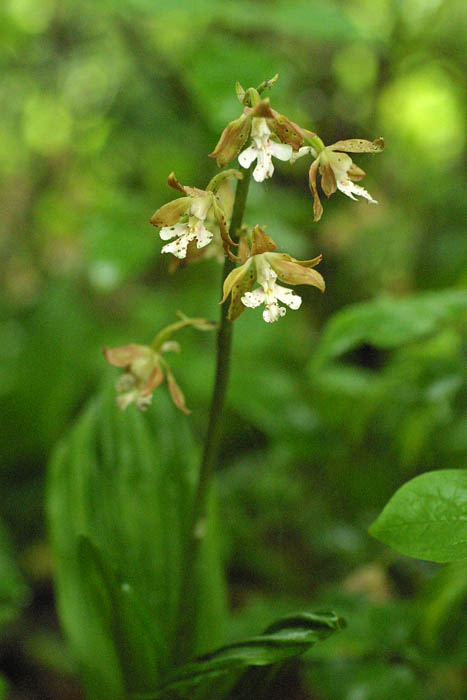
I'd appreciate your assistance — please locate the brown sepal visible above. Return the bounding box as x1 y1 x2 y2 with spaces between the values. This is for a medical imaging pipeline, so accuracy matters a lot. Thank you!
140 361 164 397
329 138 385 154
308 158 323 222
347 163 366 182
167 172 187 193
150 197 190 227
227 262 256 321
209 114 251 168
269 110 304 151
251 226 278 255
269 258 325 292
103 344 147 368
320 161 337 198
166 367 191 414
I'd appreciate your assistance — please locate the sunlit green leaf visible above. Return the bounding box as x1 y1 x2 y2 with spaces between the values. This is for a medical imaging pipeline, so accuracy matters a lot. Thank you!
369 470 467 562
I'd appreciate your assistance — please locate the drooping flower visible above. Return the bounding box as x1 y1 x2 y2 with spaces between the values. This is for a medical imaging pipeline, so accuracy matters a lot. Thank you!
103 314 216 412
238 117 293 182
292 137 385 221
221 226 324 323
150 171 241 260
209 81 304 175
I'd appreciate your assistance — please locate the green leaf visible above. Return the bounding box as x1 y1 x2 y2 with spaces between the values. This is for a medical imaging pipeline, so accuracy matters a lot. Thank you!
0 521 29 627
313 290 467 368
131 612 345 700
47 377 227 699
369 470 467 562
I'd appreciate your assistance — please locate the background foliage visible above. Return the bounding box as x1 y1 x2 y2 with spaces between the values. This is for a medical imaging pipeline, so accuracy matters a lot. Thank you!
0 0 465 698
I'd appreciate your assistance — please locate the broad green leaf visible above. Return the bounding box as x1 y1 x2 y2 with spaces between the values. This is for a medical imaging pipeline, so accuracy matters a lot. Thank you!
48 378 227 699
312 290 467 368
0 521 29 627
369 470 467 562
131 612 344 700
0 675 8 699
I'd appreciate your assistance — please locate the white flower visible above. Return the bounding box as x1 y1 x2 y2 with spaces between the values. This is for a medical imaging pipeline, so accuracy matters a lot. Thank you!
160 217 213 259
159 194 214 259
324 151 377 203
238 117 292 183
290 137 384 221
241 259 301 323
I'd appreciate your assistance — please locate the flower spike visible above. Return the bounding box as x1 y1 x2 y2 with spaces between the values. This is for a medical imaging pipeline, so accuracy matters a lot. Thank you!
221 227 324 323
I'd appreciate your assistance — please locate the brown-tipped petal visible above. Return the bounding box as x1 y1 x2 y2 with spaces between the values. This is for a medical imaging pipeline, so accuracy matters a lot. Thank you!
268 111 304 151
167 172 187 193
220 261 252 304
270 259 325 292
140 361 164 397
309 158 323 222
228 262 256 321
150 197 190 227
209 114 251 168
321 161 337 197
103 344 147 368
251 226 278 255
293 253 323 268
347 163 366 182
166 368 191 414
328 138 385 153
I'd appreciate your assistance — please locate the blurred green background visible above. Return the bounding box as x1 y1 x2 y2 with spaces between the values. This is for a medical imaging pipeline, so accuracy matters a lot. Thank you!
0 0 466 698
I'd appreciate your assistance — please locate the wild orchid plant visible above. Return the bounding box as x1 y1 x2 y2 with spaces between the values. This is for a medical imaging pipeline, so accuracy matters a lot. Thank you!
76 75 385 698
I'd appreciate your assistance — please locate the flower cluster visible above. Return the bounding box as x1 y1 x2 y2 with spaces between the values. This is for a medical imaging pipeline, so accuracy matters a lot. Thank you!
150 171 241 260
221 226 324 323
104 314 216 412
106 76 384 410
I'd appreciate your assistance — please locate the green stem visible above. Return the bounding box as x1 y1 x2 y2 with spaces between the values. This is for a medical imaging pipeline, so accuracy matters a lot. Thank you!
174 167 252 663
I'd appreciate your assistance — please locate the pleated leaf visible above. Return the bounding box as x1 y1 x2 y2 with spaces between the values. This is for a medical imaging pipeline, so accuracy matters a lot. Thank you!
47 378 227 699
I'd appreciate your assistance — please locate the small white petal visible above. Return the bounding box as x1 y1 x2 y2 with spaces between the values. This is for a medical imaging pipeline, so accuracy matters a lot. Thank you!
274 285 302 310
336 178 377 204
263 303 286 323
269 141 293 162
116 390 138 410
159 223 188 241
241 288 265 308
290 145 317 163
194 222 213 249
253 149 274 182
161 232 196 258
135 393 153 411
238 145 258 169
